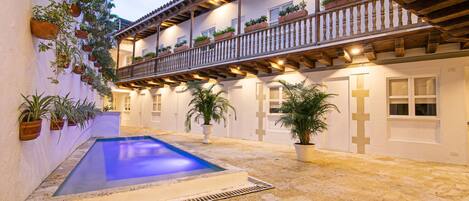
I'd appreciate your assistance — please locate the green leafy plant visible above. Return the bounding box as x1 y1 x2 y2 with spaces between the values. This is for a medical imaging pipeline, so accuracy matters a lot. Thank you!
194 35 210 43
50 94 73 122
19 92 54 123
32 0 73 30
275 80 339 145
279 1 307 16
175 40 187 48
213 27 235 37
321 0 337 6
144 52 156 59
133 56 143 63
184 82 236 132
245 16 267 27
158 46 172 53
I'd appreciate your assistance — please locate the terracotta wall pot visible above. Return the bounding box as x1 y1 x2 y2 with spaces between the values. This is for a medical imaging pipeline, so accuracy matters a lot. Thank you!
68 120 77 126
194 39 211 48
279 10 308 24
30 19 59 40
73 65 85 74
174 45 189 53
202 124 213 144
214 31 234 42
87 78 93 85
70 3 81 17
244 21 268 33
75 30 88 39
94 62 101 68
324 0 351 10
19 120 42 141
294 143 315 162
82 45 93 52
158 50 172 57
89 54 96 62
50 119 65 130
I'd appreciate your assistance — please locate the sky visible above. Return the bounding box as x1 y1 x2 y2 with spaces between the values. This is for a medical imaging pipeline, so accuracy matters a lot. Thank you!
112 0 170 21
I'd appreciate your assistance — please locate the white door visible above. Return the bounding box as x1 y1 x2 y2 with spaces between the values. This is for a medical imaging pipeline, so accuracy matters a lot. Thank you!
228 87 247 139
319 77 350 152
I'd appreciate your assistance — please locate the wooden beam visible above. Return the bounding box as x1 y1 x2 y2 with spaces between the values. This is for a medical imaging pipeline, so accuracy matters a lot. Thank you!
251 62 273 73
436 16 469 31
363 44 377 61
239 65 259 75
336 49 352 63
404 0 465 15
229 67 247 76
426 30 440 53
316 52 332 66
284 59 300 70
268 62 285 72
461 42 469 49
116 40 121 68
395 38 405 57
197 72 218 79
426 1 469 23
299 56 316 69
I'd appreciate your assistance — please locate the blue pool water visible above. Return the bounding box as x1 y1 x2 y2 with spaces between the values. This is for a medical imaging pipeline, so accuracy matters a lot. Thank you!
54 136 224 196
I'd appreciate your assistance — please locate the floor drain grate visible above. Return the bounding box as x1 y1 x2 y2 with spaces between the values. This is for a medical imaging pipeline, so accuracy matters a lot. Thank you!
183 177 274 201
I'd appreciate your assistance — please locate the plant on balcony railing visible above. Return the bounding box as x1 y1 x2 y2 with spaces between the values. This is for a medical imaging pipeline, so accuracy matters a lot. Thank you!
321 0 353 10
133 56 143 63
143 52 156 60
174 40 189 52
279 0 308 24
194 35 211 48
158 46 172 57
213 27 235 42
244 16 268 33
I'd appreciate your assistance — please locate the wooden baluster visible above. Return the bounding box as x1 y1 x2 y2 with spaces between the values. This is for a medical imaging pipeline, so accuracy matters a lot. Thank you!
329 13 333 39
256 32 259 54
259 31 263 54
390 0 394 28
380 0 385 30
293 22 297 47
273 27 276 51
372 1 377 31
309 17 314 44
397 3 402 26
335 11 339 38
365 2 370 33
342 8 347 37
406 9 412 25
315 14 320 44
303 18 307 45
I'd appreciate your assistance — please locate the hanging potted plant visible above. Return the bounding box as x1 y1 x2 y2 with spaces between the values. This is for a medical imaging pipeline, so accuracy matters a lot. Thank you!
214 27 235 42
94 62 101 68
72 64 85 74
244 16 268 33
84 12 96 23
75 24 89 39
50 94 72 131
30 0 69 40
275 80 339 162
88 53 97 61
69 2 81 17
158 46 172 57
82 44 93 52
279 1 308 24
194 35 211 48
174 40 189 52
185 82 236 144
18 93 54 141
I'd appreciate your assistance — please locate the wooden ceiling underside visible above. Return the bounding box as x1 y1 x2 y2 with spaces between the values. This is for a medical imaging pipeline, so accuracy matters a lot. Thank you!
116 28 467 90
116 0 233 41
394 0 469 42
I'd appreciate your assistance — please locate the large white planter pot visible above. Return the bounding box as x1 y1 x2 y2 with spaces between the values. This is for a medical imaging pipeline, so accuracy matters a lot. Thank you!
202 124 213 144
294 143 315 162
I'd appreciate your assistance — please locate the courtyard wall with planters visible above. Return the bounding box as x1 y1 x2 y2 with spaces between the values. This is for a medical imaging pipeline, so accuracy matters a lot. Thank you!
0 0 116 200
116 44 469 165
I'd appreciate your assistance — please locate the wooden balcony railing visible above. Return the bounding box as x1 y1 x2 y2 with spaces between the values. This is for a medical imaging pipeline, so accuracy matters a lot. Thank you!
117 0 427 81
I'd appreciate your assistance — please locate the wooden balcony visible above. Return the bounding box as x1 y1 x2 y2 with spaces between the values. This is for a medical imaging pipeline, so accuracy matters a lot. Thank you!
116 0 433 87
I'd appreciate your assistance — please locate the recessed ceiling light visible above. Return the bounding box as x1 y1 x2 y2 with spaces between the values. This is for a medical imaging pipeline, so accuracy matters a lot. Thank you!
350 47 362 55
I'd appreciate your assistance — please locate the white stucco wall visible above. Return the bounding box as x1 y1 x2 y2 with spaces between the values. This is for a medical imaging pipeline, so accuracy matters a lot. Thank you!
0 0 101 200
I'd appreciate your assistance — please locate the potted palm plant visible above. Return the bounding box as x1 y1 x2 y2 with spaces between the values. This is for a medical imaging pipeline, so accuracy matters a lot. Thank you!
185 83 236 144
50 94 72 130
18 92 54 141
275 80 339 162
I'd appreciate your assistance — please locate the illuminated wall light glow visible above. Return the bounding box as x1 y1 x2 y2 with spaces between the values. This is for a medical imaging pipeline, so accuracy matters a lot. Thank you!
350 47 362 55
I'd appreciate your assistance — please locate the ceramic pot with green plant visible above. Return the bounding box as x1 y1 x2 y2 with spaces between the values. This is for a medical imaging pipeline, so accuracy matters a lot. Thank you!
185 82 236 144
30 0 70 40
18 92 54 141
275 80 339 162
214 27 235 42
50 94 72 130
194 35 211 48
75 24 89 39
82 44 93 52
89 54 96 62
73 64 85 74
143 52 156 60
70 3 81 17
244 16 268 33
158 46 172 57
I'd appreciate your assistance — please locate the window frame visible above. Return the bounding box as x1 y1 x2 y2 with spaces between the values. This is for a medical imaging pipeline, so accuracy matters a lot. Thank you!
124 96 131 112
152 93 162 113
268 86 288 114
201 27 216 39
177 36 187 44
386 75 439 119
269 1 293 24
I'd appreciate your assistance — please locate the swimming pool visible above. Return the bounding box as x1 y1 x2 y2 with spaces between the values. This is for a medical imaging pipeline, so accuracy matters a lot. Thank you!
54 136 224 196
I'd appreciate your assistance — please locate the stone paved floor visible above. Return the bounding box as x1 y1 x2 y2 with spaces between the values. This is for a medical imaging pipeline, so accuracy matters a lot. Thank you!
122 127 469 201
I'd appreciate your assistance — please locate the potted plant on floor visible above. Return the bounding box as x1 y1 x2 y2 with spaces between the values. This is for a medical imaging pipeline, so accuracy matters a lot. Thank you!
185 82 236 144
279 0 308 24
275 80 339 162
214 27 235 42
194 35 211 48
50 94 72 131
174 40 189 52
18 92 54 141
158 46 172 57
244 16 268 33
